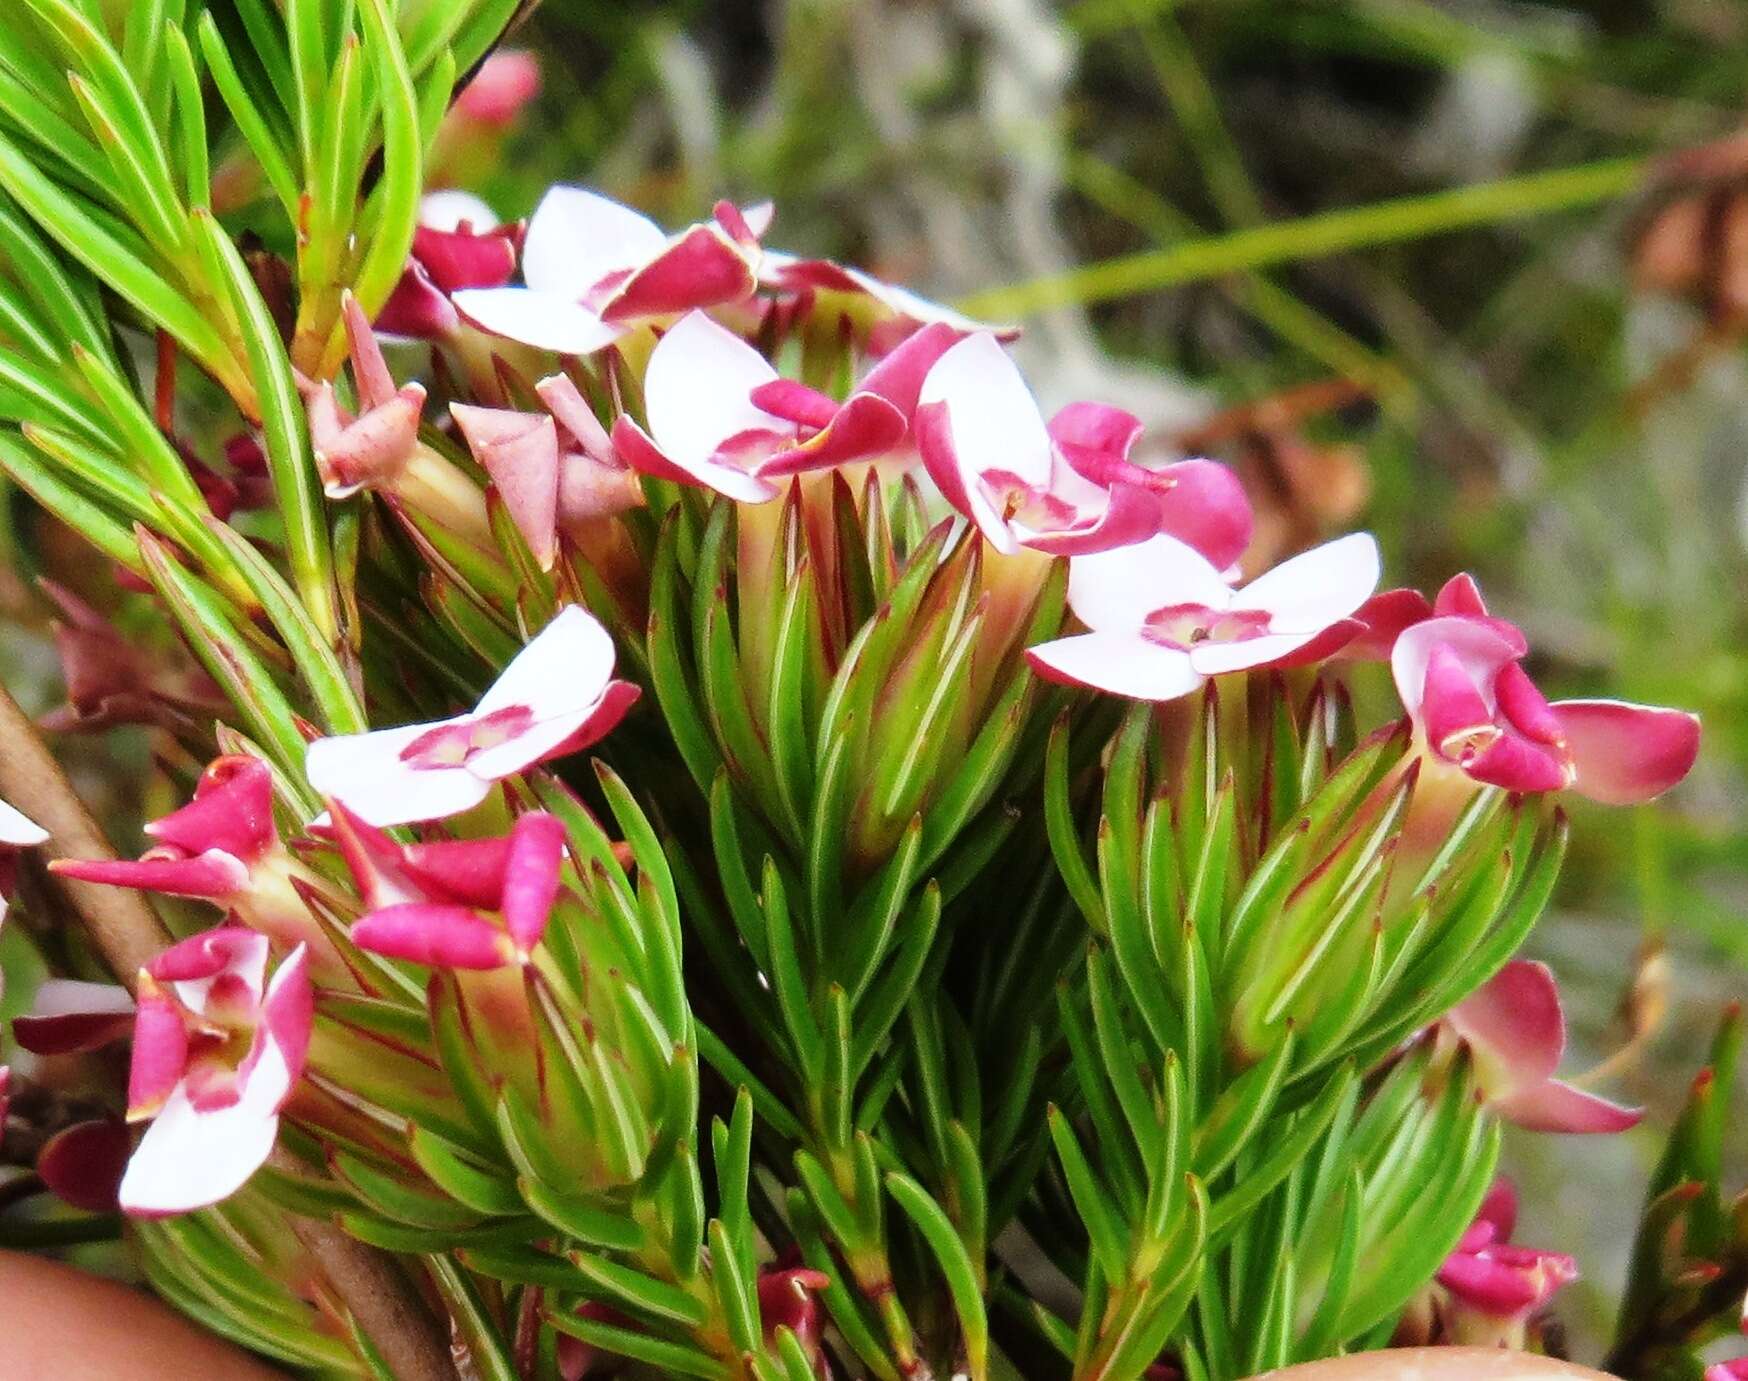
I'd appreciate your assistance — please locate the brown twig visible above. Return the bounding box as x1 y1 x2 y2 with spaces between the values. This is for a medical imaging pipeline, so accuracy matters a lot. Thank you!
0 679 456 1379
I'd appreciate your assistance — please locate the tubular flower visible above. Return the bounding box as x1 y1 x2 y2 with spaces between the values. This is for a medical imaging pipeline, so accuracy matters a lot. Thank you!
1432 1180 1579 1349
1026 531 1381 701
119 930 311 1216
305 295 428 498
49 756 332 966
610 311 955 501
453 187 766 355
306 605 639 827
451 373 644 570
1391 576 1701 803
348 811 568 970
1440 960 1641 1133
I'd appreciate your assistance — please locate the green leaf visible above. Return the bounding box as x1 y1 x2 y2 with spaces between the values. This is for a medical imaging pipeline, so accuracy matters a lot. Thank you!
1046 1104 1128 1284
569 1250 710 1329
545 1310 731 1381
190 207 337 642
886 1172 989 1381
195 14 299 217
351 0 421 321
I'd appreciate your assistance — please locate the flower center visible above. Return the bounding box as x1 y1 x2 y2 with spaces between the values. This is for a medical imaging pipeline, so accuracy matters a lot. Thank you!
401 704 535 770
1143 603 1271 651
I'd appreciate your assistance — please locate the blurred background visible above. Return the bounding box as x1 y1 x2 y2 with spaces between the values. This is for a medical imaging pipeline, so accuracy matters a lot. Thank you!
7 0 1748 1358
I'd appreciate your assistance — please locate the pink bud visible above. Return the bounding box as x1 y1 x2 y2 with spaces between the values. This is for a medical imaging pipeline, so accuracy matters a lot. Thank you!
351 903 514 970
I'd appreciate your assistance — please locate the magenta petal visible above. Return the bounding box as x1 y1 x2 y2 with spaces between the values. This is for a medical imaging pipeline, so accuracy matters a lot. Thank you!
351 903 513 970
1446 960 1565 1097
1436 1250 1544 1316
376 260 460 339
1552 699 1701 806
536 375 618 465
912 399 976 519
597 223 757 321
261 945 312 1091
857 321 966 418
145 755 275 862
401 835 514 909
1435 573 1490 617
1705 1361 1748 1381
611 416 779 503
126 981 188 1120
502 812 566 956
1152 459 1253 571
1421 643 1495 754
1461 731 1571 794
1475 1178 1518 1240
146 928 268 985
411 223 518 293
1266 618 1364 669
754 392 908 477
1337 588 1434 661
1047 401 1145 460
51 850 249 900
1495 662 1565 747
750 379 840 430
539 680 643 761
1021 481 1163 557
1494 1078 1643 1134
37 1118 130 1213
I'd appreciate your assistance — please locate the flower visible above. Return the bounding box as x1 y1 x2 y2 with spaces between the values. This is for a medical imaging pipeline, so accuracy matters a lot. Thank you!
377 195 520 341
11 978 135 1056
1441 960 1641 1134
305 605 639 827
1707 1361 1748 1381
451 374 644 570
1391 576 1701 803
756 1265 832 1372
759 251 1008 346
1432 1179 1579 1349
305 295 427 498
119 929 311 1216
453 50 541 128
610 311 956 502
915 334 1253 562
348 811 567 970
453 187 766 355
50 756 330 966
1025 532 1381 701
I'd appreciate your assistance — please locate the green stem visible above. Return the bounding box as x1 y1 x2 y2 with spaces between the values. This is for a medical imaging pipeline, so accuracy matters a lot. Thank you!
959 156 1647 319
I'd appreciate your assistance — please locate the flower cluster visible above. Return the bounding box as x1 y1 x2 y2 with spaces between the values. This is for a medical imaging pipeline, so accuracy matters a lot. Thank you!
0 170 1714 1381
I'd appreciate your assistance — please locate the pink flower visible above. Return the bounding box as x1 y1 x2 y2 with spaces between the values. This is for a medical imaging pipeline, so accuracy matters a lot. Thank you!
50 757 326 962
760 251 1008 345
453 51 541 128
305 606 638 826
1707 1361 1748 1380
306 295 427 498
1026 531 1380 701
757 1266 832 1373
1392 576 1700 803
347 811 567 970
1434 1180 1578 1348
610 311 955 502
119 930 311 1216
1442 960 1641 1134
453 187 766 355
451 374 644 570
915 334 1253 562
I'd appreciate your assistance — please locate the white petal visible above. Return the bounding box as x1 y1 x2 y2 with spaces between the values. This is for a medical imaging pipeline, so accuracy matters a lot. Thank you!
453 287 625 355
1028 632 1204 701
32 978 134 1017
305 721 491 827
917 334 1051 489
420 189 499 231
644 311 786 470
844 267 996 333
476 605 617 721
0 797 47 846
1067 534 1230 634
1231 532 1379 633
1189 631 1321 676
118 1054 286 1216
522 186 666 299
